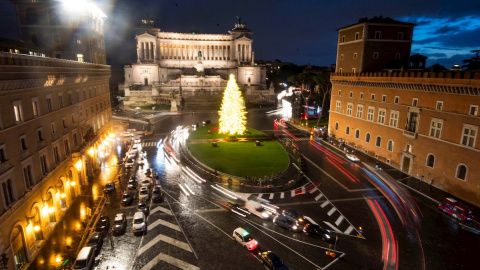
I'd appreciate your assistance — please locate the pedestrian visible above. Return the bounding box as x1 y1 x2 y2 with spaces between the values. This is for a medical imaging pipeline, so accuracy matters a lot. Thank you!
429 179 434 185
421 176 424 182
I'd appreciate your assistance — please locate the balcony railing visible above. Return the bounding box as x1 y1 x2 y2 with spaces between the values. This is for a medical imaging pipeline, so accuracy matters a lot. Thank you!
403 130 418 139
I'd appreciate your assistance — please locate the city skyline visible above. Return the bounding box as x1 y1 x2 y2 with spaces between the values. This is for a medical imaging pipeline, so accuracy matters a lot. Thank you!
1 0 479 69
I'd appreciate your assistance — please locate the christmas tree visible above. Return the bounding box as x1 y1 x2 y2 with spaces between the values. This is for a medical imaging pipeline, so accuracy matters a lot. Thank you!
218 74 247 135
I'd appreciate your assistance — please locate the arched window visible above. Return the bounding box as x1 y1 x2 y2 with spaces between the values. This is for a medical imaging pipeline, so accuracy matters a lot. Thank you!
426 154 435 168
365 133 371 143
456 164 467 180
387 140 394 152
345 126 350 135
355 129 360 139
11 226 28 269
375 136 382 147
335 122 338 130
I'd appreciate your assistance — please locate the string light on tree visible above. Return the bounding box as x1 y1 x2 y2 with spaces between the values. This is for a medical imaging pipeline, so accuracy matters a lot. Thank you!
218 74 247 136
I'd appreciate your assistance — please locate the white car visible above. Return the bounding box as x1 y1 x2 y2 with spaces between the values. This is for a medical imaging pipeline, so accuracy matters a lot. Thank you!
130 145 139 154
233 227 258 250
346 153 360 162
140 179 151 188
126 151 136 159
125 159 135 168
132 211 146 234
138 187 149 201
134 138 142 144
120 132 133 137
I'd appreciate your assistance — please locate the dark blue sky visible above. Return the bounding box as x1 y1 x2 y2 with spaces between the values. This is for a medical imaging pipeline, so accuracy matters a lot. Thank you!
1 0 479 68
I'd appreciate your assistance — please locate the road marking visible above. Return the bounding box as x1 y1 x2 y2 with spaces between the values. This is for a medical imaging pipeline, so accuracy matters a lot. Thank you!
301 186 305 194
315 193 323 201
344 225 355 235
138 234 192 256
291 190 295 197
280 192 284 199
151 206 173 215
140 252 200 270
258 193 263 199
323 221 342 233
335 216 344 226
149 219 181 232
321 201 330 208
327 207 336 216
309 187 318 194
269 193 274 200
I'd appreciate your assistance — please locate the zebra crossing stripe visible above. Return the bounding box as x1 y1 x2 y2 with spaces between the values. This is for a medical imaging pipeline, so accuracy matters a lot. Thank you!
335 216 344 226
344 225 355 235
258 193 263 199
140 252 200 270
309 187 318 194
327 207 336 216
320 201 329 208
291 190 295 197
301 186 305 194
280 192 284 199
138 234 192 256
315 193 323 201
149 218 181 232
269 193 274 200
323 221 342 233
151 206 173 215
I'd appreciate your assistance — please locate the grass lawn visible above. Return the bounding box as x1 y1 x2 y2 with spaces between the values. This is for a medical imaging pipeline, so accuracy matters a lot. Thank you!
188 141 289 178
187 125 288 178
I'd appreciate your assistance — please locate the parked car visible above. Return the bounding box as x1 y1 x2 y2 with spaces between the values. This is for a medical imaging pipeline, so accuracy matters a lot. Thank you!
258 251 289 270
202 120 212 125
133 138 141 144
121 193 134 206
138 186 150 201
273 215 299 231
152 185 164 203
127 178 138 190
132 211 146 235
137 200 150 216
103 182 115 193
94 216 110 236
125 159 135 168
112 213 127 235
140 179 152 188
85 232 103 256
233 227 258 250
438 197 474 222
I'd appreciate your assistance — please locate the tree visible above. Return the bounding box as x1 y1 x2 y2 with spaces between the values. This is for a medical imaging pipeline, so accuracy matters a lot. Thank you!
462 49 480 70
312 73 332 120
218 74 247 136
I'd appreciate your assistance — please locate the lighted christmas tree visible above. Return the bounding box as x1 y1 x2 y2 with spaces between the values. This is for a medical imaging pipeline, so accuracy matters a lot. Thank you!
218 74 247 135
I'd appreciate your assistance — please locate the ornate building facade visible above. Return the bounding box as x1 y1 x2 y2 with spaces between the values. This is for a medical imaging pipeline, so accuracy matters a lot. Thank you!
0 1 112 269
123 18 272 109
329 17 480 207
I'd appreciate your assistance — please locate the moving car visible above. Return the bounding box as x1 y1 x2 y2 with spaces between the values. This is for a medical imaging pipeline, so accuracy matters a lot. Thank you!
438 197 474 222
281 208 304 224
121 193 133 206
132 211 147 235
112 213 127 235
137 200 150 216
245 200 272 219
103 182 115 193
152 185 164 203
138 186 150 201
202 120 212 125
94 216 110 236
192 123 200 128
140 179 152 188
138 157 146 165
303 222 333 243
126 151 136 159
346 153 360 162
258 250 289 270
133 138 141 144
273 215 299 231
85 232 103 256
130 144 139 154
233 227 258 250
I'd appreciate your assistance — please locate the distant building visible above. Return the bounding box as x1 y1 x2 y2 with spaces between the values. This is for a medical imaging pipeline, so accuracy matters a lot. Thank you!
1 1 112 269
329 17 480 207
122 17 271 109
335 16 415 73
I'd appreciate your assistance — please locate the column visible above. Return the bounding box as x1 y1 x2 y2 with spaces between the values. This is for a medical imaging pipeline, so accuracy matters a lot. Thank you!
137 41 141 62
146 42 150 59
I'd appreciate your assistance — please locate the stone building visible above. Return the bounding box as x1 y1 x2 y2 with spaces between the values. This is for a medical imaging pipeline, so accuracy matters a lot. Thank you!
123 17 272 110
329 17 480 207
0 1 112 269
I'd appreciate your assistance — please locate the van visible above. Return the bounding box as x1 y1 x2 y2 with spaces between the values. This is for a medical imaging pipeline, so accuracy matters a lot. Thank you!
73 246 95 270
438 197 474 222
245 200 272 219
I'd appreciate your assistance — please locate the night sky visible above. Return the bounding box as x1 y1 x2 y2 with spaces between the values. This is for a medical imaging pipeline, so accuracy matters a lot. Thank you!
1 0 479 69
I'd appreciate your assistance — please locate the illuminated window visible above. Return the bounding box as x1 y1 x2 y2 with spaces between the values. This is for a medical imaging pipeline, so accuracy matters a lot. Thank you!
32 97 40 117
77 54 84 62
461 124 477 147
13 101 24 123
469 105 478 116
429 119 443 138
336 101 341 112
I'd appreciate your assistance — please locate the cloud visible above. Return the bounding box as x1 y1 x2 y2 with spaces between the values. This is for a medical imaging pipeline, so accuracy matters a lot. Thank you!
433 25 460 35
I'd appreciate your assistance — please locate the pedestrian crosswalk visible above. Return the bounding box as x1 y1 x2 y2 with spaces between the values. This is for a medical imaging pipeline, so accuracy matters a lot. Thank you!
141 141 157 147
281 137 310 142
247 183 361 237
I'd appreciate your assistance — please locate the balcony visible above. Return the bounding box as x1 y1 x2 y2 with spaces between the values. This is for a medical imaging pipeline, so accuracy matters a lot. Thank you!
403 130 418 139
0 161 13 175
21 149 32 160
52 133 59 142
37 140 48 151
